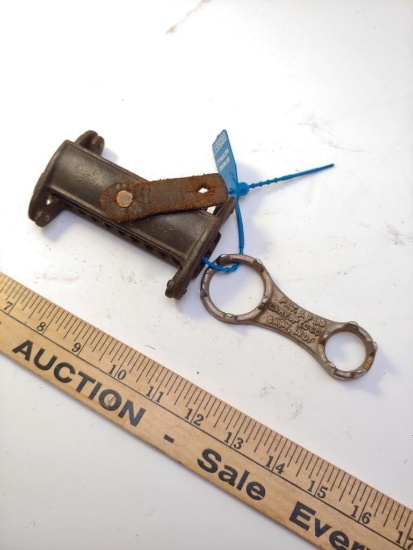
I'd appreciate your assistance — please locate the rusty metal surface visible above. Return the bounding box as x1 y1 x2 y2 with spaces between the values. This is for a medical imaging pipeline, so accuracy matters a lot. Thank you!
201 254 377 380
28 131 236 298
100 174 228 222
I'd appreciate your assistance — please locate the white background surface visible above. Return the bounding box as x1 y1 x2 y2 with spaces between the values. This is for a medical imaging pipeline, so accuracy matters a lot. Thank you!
0 1 412 549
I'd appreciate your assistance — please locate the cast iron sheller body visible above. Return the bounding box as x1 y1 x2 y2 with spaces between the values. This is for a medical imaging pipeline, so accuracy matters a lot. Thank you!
29 131 236 298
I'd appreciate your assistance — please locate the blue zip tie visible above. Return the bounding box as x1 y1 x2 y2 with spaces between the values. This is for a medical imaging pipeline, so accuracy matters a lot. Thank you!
203 163 334 272
231 163 335 197
202 202 245 272
204 131 334 273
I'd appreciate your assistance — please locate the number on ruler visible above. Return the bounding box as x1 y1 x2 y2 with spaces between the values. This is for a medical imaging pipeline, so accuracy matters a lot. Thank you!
225 432 244 449
184 409 204 426
308 480 328 499
146 385 163 403
351 506 371 525
265 455 285 475
3 301 13 312
109 365 126 380
396 531 413 549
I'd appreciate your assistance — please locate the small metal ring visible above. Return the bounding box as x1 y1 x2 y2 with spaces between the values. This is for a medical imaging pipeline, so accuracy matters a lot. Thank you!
317 322 377 380
201 253 273 323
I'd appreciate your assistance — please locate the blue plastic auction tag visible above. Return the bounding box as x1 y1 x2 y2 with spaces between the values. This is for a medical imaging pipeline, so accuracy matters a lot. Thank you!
212 130 239 194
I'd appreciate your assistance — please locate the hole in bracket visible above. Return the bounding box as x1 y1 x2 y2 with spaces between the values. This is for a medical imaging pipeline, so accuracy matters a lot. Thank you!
198 186 209 194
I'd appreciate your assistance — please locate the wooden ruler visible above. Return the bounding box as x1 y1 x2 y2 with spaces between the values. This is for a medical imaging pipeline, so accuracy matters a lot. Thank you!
0 271 411 550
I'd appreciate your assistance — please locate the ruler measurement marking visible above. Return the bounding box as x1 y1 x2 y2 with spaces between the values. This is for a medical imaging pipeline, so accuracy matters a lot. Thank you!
403 510 412 529
24 291 39 312
308 456 319 479
27 296 42 318
382 497 391 516
56 311 70 331
284 440 294 461
70 319 84 339
78 327 95 353
358 484 368 507
45 304 57 325
202 394 213 416
132 354 146 377
325 462 334 483
146 361 159 382
375 493 385 517
184 385 197 405
394 503 401 521
329 467 340 490
270 435 283 460
213 403 227 428
108 341 122 362
264 429 276 452
245 419 256 443
316 459 326 478
339 475 352 502
91 331 104 352
183 382 194 403
135 357 150 383
166 373 178 396
402 520 413 549
0 276 10 293
38 299 51 318
251 424 262 442
116 343 129 364
225 409 237 431
211 399 222 418
231 411 243 430
76 322 91 342
287 444 298 468
29 296 46 319
193 388 205 406
128 353 140 374
174 380 189 406
384 501 395 528
99 336 114 360
253 426 265 453
191 392 207 418
154 365 166 384
20 288 33 310
296 450 309 477
350 479 361 501
222 405 232 426
9 286 28 312
61 312 73 331
172 377 184 396
305 453 314 473
62 314 75 333
162 370 175 394
294 446 304 466
98 335 112 353
1 275 410 550
124 350 137 369
9 282 21 301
